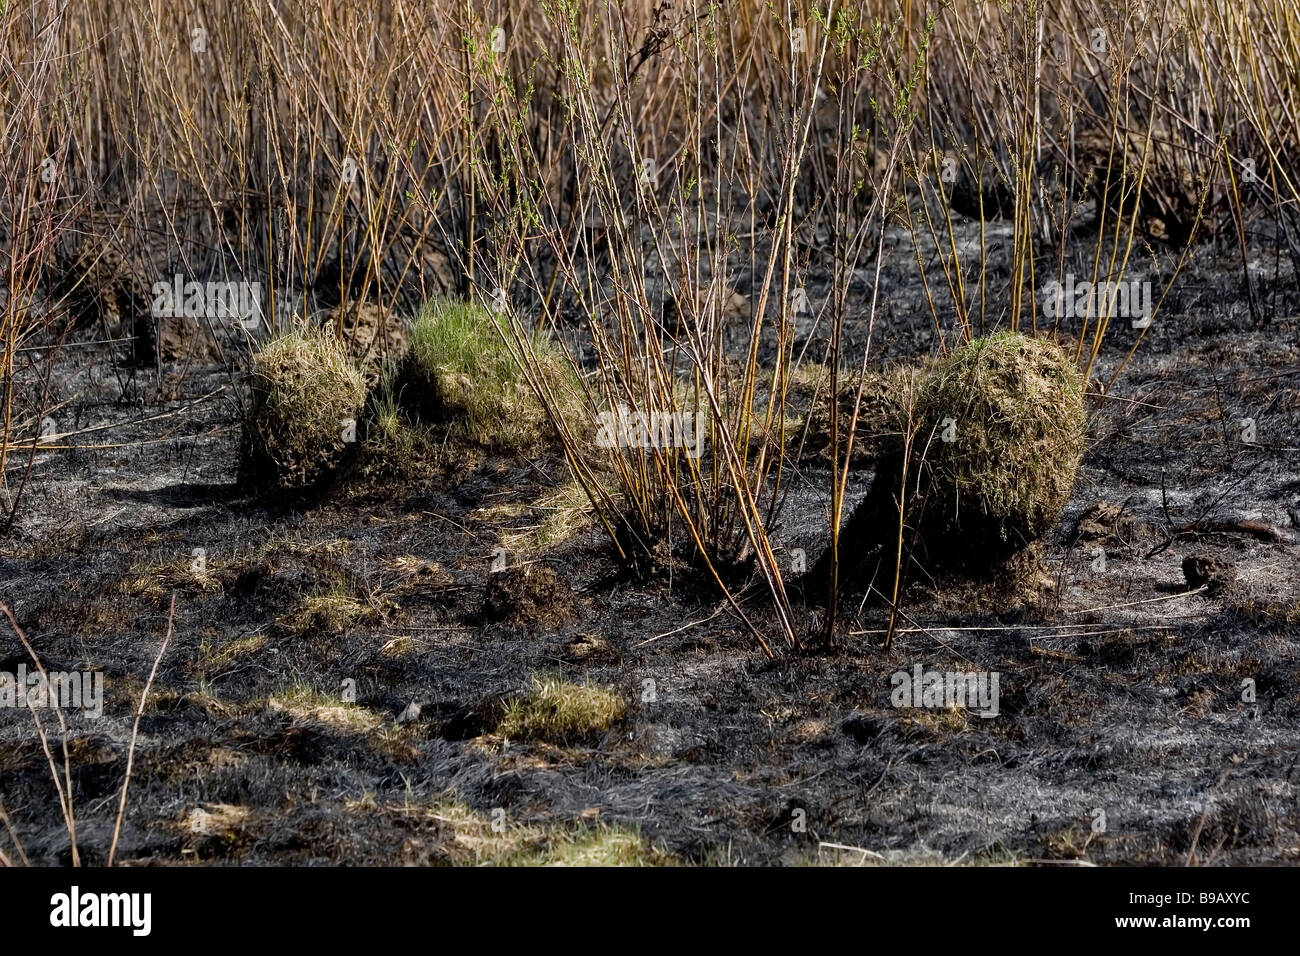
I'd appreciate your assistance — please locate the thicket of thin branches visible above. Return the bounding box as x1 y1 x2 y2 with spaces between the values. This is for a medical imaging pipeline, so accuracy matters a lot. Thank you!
1 0 1295 652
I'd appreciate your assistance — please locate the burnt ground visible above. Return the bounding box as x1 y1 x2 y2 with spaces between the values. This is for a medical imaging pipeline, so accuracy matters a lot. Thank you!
2 222 1299 866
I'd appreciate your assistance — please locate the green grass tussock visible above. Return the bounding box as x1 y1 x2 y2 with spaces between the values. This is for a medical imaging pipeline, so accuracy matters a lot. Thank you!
396 300 582 456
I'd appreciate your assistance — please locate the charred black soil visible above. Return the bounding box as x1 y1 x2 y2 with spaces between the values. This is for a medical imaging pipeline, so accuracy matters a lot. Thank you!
3 227 1298 867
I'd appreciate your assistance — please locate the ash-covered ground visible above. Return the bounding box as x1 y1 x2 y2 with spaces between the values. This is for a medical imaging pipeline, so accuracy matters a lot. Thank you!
2 222 1298 866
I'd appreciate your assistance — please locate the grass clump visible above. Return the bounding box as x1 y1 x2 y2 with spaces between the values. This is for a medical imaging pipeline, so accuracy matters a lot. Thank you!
381 801 675 866
396 300 582 455
904 331 1086 562
537 826 675 867
268 684 382 735
816 332 1085 595
496 676 626 744
282 582 389 636
500 477 615 556
239 330 366 491
194 634 267 679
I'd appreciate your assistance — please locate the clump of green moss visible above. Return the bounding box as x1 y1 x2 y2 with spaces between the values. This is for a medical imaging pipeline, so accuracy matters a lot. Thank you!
496 676 625 744
394 300 582 455
905 331 1086 560
239 330 366 491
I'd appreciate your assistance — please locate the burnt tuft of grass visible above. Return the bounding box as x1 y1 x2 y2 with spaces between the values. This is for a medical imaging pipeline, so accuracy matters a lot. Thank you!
906 332 1086 561
818 332 1086 597
481 564 577 631
239 330 367 492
